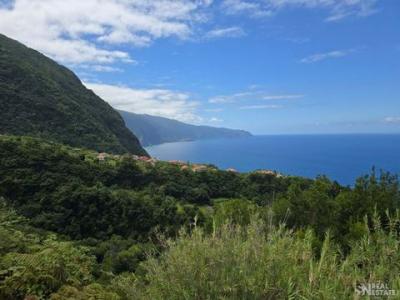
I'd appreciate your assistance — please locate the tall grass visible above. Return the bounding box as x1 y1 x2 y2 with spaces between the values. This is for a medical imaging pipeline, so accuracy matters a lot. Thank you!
128 212 400 299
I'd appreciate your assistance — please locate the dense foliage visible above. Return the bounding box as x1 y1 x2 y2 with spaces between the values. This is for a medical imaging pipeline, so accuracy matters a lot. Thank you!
0 34 147 155
2 201 400 299
0 135 297 240
119 110 252 146
1 135 400 299
0 200 97 299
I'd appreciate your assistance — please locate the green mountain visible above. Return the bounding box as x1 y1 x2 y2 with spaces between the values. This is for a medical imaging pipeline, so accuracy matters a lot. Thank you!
119 110 252 146
0 34 147 156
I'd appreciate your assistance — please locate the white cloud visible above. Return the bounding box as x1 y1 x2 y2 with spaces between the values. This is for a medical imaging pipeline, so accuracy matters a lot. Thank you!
78 64 124 73
0 0 212 65
85 82 202 123
209 117 223 122
205 108 224 112
91 65 123 73
221 0 272 17
205 26 245 39
300 49 354 63
209 91 260 103
221 0 378 21
239 104 281 110
248 84 262 90
0 0 377 69
209 91 304 103
263 94 304 100
384 117 400 124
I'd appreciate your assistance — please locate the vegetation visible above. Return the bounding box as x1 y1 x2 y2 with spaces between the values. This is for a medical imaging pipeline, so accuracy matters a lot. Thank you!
1 29 398 300
2 200 400 299
133 214 400 299
0 200 97 299
0 34 147 155
1 135 400 299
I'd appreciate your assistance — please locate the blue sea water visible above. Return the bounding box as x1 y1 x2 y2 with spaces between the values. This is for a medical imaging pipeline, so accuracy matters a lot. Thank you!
146 134 400 185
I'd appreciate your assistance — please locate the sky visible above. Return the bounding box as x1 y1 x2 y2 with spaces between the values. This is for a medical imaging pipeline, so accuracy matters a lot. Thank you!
0 0 399 134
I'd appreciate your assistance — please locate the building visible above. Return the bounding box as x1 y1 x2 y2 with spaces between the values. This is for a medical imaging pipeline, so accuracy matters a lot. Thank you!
169 160 186 166
255 170 284 177
138 156 151 162
192 165 208 172
97 153 107 161
255 170 276 175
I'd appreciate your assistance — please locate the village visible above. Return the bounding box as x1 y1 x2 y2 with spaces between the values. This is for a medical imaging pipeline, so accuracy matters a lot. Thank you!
96 152 282 176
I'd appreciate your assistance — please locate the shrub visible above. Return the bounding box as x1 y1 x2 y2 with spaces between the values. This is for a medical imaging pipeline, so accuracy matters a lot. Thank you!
128 214 400 299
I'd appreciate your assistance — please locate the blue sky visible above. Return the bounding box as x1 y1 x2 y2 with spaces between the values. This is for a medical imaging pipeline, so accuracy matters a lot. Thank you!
0 0 399 134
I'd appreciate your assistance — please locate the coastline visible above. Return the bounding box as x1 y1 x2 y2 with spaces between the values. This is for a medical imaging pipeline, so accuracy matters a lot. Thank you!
146 134 400 186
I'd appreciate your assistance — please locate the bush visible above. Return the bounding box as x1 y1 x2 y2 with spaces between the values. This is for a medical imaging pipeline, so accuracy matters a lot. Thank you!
129 214 400 299
0 238 95 300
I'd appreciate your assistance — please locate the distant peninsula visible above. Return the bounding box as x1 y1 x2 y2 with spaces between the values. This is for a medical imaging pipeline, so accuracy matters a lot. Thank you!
119 110 252 146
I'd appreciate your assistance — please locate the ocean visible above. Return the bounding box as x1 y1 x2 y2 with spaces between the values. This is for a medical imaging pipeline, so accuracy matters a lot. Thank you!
146 134 400 185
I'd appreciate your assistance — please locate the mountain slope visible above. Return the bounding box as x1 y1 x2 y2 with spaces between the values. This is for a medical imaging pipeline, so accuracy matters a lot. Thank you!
0 34 147 156
119 110 252 146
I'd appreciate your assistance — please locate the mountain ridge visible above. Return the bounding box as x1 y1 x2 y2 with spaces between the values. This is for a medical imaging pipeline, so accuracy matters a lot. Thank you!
119 110 252 146
0 33 147 156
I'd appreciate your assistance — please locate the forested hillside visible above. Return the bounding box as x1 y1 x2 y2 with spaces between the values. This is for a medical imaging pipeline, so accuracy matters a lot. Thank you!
119 110 252 146
0 34 147 156
1 135 400 299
